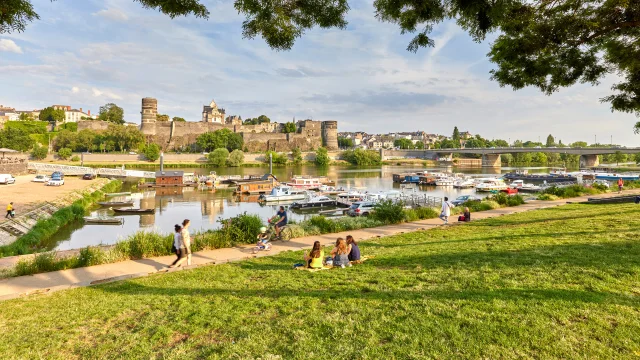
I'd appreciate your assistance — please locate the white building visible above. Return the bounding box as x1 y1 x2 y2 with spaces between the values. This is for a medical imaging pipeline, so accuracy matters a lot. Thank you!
51 105 93 123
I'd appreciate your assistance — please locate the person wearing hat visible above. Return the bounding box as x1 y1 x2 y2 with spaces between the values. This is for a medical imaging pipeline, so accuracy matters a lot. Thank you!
255 226 271 251
5 202 13 219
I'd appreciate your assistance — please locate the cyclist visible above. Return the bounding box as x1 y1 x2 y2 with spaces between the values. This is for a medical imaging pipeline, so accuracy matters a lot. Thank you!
274 205 288 239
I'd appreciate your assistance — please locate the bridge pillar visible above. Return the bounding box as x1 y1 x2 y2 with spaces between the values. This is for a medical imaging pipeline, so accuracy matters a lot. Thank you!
579 154 599 168
482 154 501 167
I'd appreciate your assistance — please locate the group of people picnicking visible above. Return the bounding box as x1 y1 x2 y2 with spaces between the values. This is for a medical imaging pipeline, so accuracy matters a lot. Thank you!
302 235 361 269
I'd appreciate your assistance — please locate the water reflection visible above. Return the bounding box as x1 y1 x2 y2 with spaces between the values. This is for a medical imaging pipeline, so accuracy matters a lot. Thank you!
52 165 554 250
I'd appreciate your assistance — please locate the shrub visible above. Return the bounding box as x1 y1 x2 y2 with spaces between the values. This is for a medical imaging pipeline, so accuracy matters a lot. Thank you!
542 184 602 198
31 144 48 160
491 193 525 207
308 215 335 233
208 148 230 166
70 155 80 162
217 212 264 246
227 149 245 167
292 147 303 165
315 147 330 166
342 149 382 166
143 143 161 162
404 206 439 221
57 147 72 160
464 200 500 212
264 150 287 165
113 231 172 259
372 200 406 224
538 194 559 201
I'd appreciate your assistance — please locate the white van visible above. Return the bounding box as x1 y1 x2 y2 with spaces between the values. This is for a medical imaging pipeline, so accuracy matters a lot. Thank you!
0 174 16 185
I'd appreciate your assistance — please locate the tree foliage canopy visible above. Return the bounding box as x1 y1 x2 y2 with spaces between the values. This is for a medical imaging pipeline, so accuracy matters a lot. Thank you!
38 107 65 123
99 103 125 125
4 0 639 118
196 128 244 152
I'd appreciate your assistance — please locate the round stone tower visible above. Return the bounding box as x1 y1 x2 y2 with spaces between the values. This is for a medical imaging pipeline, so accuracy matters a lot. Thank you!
140 97 158 135
321 121 338 150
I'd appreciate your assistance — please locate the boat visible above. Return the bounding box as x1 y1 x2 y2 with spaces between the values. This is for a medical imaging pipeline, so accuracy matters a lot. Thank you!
453 178 475 188
111 208 155 214
290 193 340 209
286 176 324 190
401 175 421 184
510 180 542 193
97 201 134 207
364 190 401 202
258 186 307 202
234 175 278 194
336 190 366 201
105 192 132 197
500 187 519 195
502 169 576 183
434 176 455 186
594 173 640 181
83 217 123 225
318 185 345 195
475 178 508 192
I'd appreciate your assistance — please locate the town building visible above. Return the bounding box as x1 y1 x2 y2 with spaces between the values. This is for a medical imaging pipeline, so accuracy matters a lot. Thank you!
201 100 225 123
51 105 93 123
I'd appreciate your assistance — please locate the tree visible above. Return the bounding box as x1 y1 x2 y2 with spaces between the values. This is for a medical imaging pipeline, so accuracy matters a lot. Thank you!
452 127 460 147
208 148 229 166
291 147 303 165
342 149 382 166
282 122 297 134
315 147 330 166
338 137 354 148
415 141 425 149
264 150 288 164
532 152 548 164
98 103 124 124
394 138 414 149
228 149 245 167
463 138 484 149
257 115 271 124
76 129 96 152
143 143 161 162
156 114 170 122
31 144 48 160
570 141 588 148
494 139 509 147
38 107 65 123
545 135 556 147
18 112 33 121
613 151 626 165
57 148 72 160
634 153 640 164
196 129 243 152
172 116 186 122
0 128 34 151
54 130 78 151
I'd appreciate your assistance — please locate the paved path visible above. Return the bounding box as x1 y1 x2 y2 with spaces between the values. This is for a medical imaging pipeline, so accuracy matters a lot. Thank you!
0 190 638 301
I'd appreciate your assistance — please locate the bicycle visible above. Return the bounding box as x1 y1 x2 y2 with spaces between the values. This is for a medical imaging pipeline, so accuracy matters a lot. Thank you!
266 216 292 242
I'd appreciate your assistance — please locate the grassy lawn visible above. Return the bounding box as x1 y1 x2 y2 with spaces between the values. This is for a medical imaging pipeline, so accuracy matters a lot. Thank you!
1 203 639 359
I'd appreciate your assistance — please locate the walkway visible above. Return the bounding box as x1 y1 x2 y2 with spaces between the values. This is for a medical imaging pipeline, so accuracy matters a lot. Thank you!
0 191 637 301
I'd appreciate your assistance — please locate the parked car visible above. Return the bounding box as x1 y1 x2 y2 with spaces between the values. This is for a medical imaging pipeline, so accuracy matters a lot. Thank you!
82 173 97 180
347 201 376 217
129 152 137 155
32 174 50 183
451 195 480 206
48 171 65 186
0 174 16 185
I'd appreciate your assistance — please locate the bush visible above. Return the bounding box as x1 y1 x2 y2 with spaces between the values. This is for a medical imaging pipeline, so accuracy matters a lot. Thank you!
70 155 80 162
372 200 406 224
143 143 161 162
264 150 288 165
342 149 382 166
491 193 525 207
217 212 264 246
538 194 559 201
113 231 172 259
542 184 602 198
404 207 439 221
315 147 330 166
208 148 230 166
57 147 72 160
292 147 303 165
31 144 48 160
463 200 501 212
59 122 78 132
227 149 244 167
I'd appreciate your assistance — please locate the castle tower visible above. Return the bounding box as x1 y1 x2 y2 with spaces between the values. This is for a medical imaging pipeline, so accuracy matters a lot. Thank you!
321 121 338 150
140 97 158 135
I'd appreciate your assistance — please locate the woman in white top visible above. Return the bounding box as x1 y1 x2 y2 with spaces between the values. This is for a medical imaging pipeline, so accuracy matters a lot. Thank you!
439 197 452 224
169 224 185 268
181 219 192 265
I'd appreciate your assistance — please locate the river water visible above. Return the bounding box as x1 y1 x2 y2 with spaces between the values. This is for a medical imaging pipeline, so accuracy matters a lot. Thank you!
52 165 550 250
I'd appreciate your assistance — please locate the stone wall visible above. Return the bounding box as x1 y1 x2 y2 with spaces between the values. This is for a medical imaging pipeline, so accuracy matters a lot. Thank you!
0 162 28 175
77 121 110 132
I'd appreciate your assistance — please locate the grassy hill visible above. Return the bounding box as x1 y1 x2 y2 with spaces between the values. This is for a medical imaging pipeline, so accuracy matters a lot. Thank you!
0 203 639 358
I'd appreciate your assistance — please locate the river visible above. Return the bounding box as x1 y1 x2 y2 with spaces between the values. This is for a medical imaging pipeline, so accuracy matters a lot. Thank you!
52 165 553 250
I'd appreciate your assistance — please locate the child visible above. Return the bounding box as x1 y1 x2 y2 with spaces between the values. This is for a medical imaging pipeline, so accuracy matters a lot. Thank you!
255 226 271 252
458 207 471 222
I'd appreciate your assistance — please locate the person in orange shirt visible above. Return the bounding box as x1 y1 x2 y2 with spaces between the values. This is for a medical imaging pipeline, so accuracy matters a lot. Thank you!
617 178 624 194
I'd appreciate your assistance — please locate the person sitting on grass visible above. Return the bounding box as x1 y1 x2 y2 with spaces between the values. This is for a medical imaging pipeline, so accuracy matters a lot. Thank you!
458 207 471 222
331 237 351 268
304 241 324 269
346 235 360 262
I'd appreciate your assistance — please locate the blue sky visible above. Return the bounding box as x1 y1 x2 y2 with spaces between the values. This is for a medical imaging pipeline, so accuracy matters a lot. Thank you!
0 0 637 145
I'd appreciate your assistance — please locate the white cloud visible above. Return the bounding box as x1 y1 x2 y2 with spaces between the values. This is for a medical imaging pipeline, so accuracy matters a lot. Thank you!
92 88 122 100
0 39 23 54
93 8 129 22
71 86 80 93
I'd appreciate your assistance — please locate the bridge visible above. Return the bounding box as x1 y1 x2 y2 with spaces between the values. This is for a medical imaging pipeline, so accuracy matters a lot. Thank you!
381 147 640 167
28 163 156 178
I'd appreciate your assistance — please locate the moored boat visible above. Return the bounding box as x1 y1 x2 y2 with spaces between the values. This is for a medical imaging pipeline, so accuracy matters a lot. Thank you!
509 180 542 193
258 186 307 202
453 178 475 188
105 192 132 197
336 190 366 201
594 173 639 181
286 176 324 190
111 208 155 214
97 201 134 207
475 178 508 192
84 217 124 225
290 193 340 209
434 176 455 186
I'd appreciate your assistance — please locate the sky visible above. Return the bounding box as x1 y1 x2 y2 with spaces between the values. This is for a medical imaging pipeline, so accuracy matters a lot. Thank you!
0 0 638 145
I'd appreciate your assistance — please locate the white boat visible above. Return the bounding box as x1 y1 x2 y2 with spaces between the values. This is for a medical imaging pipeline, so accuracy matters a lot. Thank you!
475 178 508 192
337 190 366 201
258 186 307 202
453 178 475 188
364 190 402 202
510 180 542 192
286 176 324 190
435 176 455 186
290 193 338 209
318 184 345 195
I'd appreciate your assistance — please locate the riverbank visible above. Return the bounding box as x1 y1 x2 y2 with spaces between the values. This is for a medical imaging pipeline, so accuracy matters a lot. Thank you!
1 201 638 358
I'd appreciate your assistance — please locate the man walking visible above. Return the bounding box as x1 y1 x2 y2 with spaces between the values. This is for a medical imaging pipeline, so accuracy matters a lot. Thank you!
439 197 452 224
5 202 13 219
618 178 624 194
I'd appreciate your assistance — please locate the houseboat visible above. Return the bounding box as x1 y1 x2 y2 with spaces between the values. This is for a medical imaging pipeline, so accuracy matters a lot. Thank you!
393 173 416 183
234 174 278 195
475 178 508 192
503 169 577 183
401 175 421 184
258 186 307 202
286 176 324 190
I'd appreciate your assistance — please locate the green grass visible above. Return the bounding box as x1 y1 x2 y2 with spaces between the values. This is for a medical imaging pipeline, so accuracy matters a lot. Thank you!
1 203 639 358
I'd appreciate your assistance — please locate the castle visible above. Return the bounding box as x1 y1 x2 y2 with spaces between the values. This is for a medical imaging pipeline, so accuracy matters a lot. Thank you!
80 97 339 152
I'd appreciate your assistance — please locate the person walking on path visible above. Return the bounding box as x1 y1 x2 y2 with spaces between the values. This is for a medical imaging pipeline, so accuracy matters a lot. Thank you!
5 202 13 219
439 197 453 224
181 219 192 266
169 224 186 268
618 178 624 193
